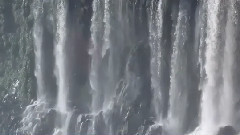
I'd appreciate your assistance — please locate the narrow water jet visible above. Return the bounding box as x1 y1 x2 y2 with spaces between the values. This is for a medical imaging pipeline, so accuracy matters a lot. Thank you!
54 0 69 133
167 0 191 134
148 0 164 123
33 0 44 100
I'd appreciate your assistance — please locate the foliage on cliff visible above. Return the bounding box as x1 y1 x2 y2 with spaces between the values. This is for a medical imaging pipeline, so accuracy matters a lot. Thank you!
0 0 35 134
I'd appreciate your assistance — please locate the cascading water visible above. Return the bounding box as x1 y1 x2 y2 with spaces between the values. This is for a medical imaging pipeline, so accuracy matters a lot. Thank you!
54 0 68 116
221 0 235 125
200 0 222 134
102 0 110 58
167 1 191 134
15 0 240 135
148 0 164 123
53 0 70 134
89 0 106 112
33 0 44 100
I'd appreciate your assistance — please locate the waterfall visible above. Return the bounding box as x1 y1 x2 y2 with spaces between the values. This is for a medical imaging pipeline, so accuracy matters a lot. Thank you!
54 0 69 133
16 0 240 135
89 0 113 134
200 0 221 134
54 0 68 114
197 0 207 92
90 0 118 111
102 0 111 58
221 0 235 125
167 0 190 134
89 0 105 112
33 0 44 100
148 0 164 123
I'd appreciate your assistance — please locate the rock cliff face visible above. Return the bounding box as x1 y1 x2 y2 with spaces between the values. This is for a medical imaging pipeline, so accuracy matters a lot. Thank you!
0 0 35 134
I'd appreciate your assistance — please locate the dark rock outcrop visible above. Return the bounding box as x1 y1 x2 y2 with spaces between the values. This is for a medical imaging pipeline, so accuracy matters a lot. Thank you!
146 125 162 135
94 111 107 135
67 109 81 134
77 114 93 135
217 126 237 135
0 93 23 135
32 109 57 135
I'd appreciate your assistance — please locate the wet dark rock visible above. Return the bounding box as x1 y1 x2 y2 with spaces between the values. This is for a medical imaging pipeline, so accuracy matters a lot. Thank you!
137 118 156 135
76 114 93 135
135 126 145 135
46 109 57 121
0 93 23 135
146 125 162 135
217 126 237 135
79 119 91 135
82 114 93 122
143 118 155 127
67 109 81 134
94 111 107 135
32 109 57 135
